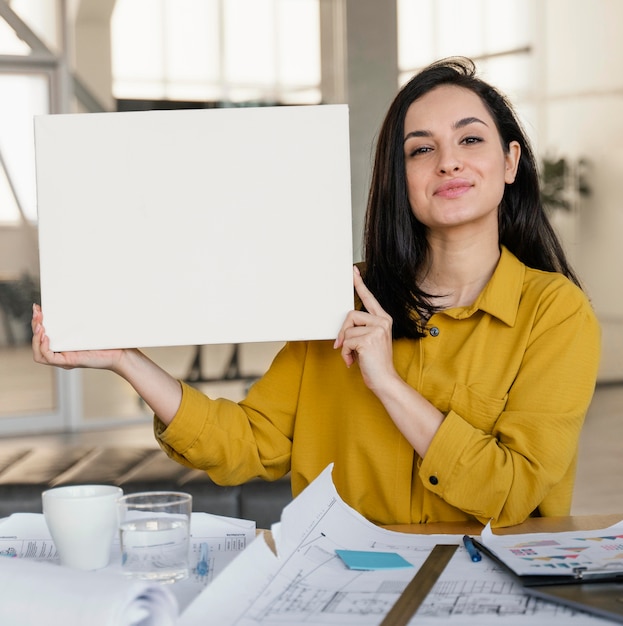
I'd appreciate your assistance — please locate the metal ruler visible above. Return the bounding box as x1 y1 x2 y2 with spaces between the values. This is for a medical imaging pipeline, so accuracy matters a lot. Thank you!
380 544 458 626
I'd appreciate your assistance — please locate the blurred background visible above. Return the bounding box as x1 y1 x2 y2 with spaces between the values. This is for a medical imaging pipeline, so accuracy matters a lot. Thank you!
0 0 621 510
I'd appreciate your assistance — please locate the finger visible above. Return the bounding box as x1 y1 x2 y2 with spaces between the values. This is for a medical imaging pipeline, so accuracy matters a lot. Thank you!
338 321 384 368
335 311 363 364
340 347 357 368
31 305 49 362
353 266 389 318
31 303 41 333
32 323 43 361
33 325 50 364
38 332 70 368
334 309 375 349
34 325 60 365
334 266 389 352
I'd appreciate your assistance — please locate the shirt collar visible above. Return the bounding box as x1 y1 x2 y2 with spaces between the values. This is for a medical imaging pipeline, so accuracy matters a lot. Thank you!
443 246 524 327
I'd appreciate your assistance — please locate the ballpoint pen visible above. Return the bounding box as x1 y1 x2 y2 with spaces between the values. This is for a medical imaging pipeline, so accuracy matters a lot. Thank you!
462 535 482 562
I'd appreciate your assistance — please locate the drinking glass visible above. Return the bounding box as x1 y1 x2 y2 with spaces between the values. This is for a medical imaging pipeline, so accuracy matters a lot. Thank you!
118 491 192 583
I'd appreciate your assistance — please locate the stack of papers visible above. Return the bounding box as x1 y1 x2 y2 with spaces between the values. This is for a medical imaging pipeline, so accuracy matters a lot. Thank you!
3 476 621 625
177 465 615 625
0 557 177 626
0 511 256 624
478 521 623 583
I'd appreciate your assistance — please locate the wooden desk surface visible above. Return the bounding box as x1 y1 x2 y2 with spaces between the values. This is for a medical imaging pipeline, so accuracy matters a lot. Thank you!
261 513 623 554
384 512 623 536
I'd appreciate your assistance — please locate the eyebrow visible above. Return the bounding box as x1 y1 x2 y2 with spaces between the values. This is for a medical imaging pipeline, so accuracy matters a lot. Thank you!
403 116 489 143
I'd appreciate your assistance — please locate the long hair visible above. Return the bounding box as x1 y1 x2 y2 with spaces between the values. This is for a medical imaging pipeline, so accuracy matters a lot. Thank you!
363 57 581 339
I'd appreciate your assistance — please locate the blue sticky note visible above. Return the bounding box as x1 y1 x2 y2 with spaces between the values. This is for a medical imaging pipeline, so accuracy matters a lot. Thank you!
335 549 413 571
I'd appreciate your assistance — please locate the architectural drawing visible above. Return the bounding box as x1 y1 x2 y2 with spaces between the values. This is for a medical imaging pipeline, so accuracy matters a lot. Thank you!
180 466 611 625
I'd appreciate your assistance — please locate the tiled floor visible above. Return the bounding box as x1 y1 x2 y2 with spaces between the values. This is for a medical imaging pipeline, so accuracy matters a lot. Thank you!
0 343 621 518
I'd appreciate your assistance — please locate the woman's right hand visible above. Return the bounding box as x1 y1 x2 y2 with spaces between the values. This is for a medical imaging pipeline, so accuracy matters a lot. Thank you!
32 304 183 423
31 304 126 372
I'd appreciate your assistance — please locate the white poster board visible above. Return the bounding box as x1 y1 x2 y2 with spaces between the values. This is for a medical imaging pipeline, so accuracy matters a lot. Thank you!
35 105 353 351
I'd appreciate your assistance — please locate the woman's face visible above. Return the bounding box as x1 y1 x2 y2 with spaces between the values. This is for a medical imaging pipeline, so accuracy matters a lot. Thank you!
403 84 520 236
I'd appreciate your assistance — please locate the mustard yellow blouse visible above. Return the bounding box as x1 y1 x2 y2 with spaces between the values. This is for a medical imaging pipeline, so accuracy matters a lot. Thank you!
155 247 601 527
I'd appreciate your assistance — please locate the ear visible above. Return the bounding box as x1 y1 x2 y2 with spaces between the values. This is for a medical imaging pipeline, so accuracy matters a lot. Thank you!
504 141 521 184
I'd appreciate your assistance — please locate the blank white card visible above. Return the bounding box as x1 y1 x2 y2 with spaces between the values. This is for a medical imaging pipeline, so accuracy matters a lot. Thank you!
35 105 353 351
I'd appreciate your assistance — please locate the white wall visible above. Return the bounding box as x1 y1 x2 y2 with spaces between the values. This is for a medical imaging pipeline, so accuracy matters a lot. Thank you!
320 0 398 261
540 0 623 381
0 226 39 277
70 0 116 111
344 0 398 262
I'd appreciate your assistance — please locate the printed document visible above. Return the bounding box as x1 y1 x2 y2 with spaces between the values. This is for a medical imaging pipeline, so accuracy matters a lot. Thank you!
179 465 608 625
0 511 255 614
480 519 623 579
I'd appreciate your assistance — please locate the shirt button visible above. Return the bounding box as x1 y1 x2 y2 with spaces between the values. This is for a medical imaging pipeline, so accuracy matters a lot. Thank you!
429 475 439 486
430 326 440 337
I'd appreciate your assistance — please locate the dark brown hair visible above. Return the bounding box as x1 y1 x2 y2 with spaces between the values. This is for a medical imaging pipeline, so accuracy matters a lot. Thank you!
363 57 580 339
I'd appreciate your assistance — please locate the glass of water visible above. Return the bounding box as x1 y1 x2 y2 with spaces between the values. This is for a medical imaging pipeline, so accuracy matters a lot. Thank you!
118 491 192 583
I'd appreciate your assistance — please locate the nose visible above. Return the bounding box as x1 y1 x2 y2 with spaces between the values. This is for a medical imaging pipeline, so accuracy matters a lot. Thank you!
437 144 462 174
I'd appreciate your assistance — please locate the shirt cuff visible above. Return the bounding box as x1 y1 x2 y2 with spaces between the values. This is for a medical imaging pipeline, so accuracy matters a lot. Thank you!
154 381 207 454
418 410 473 495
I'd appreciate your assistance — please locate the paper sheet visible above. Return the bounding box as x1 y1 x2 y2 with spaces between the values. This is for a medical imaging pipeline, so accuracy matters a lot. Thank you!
179 465 608 625
34 104 353 351
0 557 177 626
480 520 623 578
0 511 256 614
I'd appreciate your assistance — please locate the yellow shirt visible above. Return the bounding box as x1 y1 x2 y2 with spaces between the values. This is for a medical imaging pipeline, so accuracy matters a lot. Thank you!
155 247 601 527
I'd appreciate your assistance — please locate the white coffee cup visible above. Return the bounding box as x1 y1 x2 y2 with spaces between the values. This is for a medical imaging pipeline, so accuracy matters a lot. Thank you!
42 484 123 570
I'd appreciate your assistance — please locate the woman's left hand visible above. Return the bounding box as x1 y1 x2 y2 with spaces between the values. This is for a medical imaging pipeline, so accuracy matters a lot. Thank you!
336 267 444 457
334 266 399 392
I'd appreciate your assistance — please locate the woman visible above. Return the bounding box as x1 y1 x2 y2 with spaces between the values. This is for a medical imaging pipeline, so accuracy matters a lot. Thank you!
32 58 600 527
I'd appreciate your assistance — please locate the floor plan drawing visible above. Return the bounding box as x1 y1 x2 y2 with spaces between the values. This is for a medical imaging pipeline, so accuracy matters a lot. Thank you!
180 466 611 626
419 574 595 620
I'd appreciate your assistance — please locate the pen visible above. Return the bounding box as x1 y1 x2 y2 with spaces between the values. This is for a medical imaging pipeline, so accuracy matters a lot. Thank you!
462 535 482 562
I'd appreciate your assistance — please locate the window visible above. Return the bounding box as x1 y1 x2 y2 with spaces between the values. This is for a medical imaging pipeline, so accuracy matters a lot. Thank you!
397 0 534 100
111 0 321 104
0 73 48 223
1 0 321 435
0 3 60 432
3 0 60 53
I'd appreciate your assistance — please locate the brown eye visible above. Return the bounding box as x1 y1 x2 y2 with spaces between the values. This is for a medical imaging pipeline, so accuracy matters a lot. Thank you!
408 146 432 157
462 136 483 145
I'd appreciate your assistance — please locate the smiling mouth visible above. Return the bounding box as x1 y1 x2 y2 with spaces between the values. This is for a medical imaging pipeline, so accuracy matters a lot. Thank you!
435 182 472 198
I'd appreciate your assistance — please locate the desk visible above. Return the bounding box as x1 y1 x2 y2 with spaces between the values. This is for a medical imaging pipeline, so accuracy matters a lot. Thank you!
383 514 623 626
384 512 623 536
206 512 623 626
260 513 623 558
